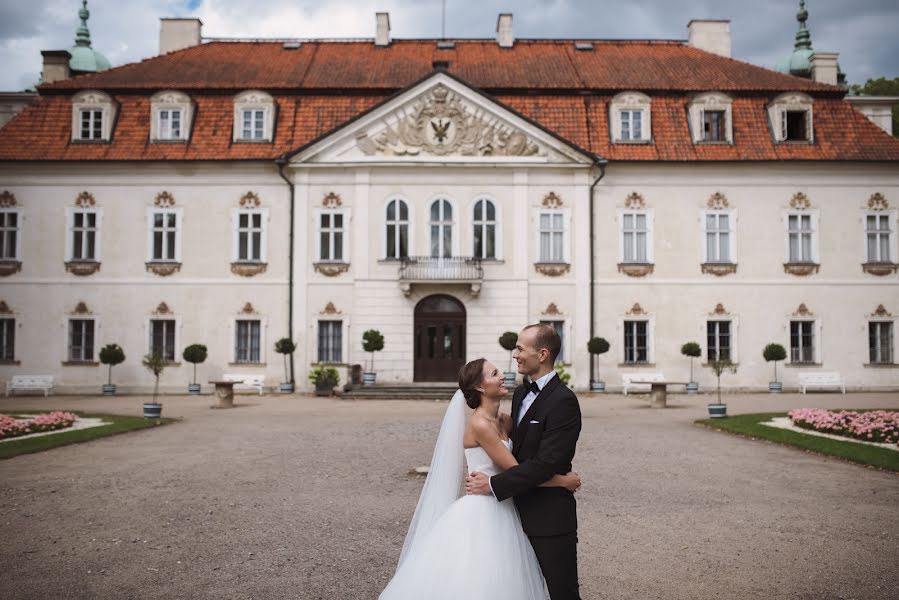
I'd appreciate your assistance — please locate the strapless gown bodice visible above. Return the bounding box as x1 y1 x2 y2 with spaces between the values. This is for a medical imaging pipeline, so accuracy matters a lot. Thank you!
463 438 512 476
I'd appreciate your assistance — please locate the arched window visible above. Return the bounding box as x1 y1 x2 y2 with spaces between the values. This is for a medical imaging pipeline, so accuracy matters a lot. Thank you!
385 198 409 259
472 198 496 259
429 198 453 258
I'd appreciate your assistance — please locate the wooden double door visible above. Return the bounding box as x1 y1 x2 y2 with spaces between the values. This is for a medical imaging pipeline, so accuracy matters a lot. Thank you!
414 294 466 382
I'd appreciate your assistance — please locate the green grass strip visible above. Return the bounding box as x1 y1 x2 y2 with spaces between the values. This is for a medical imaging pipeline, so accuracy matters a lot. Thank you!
696 412 899 472
0 410 176 460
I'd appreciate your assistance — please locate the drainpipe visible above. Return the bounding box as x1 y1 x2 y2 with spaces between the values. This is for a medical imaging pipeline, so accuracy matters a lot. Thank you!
588 157 608 385
276 158 296 385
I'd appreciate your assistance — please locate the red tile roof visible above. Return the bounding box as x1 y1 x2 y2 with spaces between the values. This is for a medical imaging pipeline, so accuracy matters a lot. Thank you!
1 39 898 162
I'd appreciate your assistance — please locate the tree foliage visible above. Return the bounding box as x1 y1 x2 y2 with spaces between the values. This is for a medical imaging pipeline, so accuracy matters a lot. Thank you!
849 77 899 138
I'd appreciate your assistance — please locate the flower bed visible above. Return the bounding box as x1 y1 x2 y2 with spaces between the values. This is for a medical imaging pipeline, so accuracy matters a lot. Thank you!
788 408 899 446
0 412 79 440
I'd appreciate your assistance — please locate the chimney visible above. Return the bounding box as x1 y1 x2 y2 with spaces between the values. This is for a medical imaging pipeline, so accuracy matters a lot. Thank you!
159 18 203 55
40 50 71 84
375 12 391 46
496 13 513 48
687 20 731 58
810 51 839 85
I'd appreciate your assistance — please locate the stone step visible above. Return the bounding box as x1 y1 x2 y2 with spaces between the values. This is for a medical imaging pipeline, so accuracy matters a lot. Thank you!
342 384 521 400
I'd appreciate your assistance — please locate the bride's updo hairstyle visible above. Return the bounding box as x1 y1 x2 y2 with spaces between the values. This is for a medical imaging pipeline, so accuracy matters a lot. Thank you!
458 358 487 409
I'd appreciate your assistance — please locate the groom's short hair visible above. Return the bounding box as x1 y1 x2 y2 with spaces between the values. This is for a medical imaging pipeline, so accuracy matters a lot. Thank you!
523 323 561 364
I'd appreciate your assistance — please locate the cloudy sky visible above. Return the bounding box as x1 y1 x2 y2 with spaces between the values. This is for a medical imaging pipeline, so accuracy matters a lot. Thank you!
1 0 897 91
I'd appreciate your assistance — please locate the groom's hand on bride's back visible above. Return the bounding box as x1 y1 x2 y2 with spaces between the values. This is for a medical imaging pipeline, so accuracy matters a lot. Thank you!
465 471 492 496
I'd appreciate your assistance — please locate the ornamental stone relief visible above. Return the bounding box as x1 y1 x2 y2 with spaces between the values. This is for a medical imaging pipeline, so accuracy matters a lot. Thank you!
322 192 342 208
0 301 10 314
701 263 737 276
322 302 341 315
146 262 181 276
240 302 256 314
872 304 891 317
231 262 267 277
239 191 261 208
627 303 647 315
154 191 175 207
624 192 645 209
867 193 888 211
707 192 729 210
712 303 728 315
355 84 541 158
789 192 811 210
66 261 100 276
75 191 96 207
72 301 91 315
534 263 570 277
542 192 563 208
542 303 561 315
154 302 172 315
792 303 813 317
0 191 16 207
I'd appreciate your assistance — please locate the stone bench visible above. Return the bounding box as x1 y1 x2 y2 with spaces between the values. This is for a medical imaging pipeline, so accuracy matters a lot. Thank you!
5 375 55 397
621 372 664 395
222 373 265 395
798 371 845 394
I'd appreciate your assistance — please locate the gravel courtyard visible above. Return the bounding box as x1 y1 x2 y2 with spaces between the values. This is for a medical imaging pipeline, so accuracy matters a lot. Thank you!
1 391 898 600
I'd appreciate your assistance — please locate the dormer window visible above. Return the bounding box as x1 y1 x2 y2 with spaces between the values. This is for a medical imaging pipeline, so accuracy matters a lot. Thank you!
768 92 814 143
610 92 651 143
688 92 733 144
71 90 116 142
233 91 274 142
150 91 193 142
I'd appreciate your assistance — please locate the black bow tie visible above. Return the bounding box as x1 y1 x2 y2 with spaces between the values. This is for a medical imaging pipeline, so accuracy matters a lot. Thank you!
527 381 540 395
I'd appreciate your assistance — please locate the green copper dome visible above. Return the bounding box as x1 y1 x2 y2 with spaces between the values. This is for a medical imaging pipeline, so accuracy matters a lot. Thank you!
777 0 813 77
67 0 110 73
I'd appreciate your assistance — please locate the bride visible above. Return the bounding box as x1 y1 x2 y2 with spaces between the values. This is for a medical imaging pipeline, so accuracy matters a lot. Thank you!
379 358 581 600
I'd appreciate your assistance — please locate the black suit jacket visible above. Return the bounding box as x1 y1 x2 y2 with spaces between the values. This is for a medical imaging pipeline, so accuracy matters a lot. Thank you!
490 374 582 537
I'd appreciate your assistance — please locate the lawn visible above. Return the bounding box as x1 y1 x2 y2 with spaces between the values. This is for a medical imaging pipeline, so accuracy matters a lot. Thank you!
696 411 899 472
0 411 176 459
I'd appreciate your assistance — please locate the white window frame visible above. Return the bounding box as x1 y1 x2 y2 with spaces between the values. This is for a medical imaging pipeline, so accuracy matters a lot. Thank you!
231 207 269 263
383 196 412 260
317 319 343 364
150 90 192 142
536 208 570 263
146 316 181 363
314 207 349 263
688 92 733 144
538 319 568 365
610 91 652 143
705 317 739 364
71 90 116 142
620 317 654 364
863 210 897 264
618 208 654 264
471 196 502 260
768 92 814 143
67 317 96 363
0 316 15 362
700 209 736 264
784 210 819 263
867 317 895 365
146 207 183 263
788 317 819 365
65 207 102 262
0 207 23 261
428 196 458 259
232 317 267 364
233 90 274 142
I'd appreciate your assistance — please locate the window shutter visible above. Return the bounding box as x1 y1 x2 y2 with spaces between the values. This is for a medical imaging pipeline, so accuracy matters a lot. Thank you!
805 109 812 141
780 110 787 141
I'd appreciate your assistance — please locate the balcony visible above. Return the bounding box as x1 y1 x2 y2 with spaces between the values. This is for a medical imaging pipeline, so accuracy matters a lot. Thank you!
398 256 484 297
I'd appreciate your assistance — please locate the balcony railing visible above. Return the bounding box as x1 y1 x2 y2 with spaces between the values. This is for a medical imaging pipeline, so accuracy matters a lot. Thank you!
398 256 484 297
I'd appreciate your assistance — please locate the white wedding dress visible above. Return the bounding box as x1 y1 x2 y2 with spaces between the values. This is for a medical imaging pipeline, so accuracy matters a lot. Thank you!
380 438 547 600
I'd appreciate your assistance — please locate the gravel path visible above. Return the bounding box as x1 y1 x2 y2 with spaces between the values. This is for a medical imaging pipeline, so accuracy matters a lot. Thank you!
1 392 897 599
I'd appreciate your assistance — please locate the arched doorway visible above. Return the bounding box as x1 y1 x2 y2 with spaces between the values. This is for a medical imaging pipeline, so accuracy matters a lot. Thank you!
414 294 466 382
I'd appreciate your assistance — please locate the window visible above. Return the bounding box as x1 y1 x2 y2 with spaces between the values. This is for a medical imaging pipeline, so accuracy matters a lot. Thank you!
235 320 261 363
0 209 20 260
69 210 99 261
150 91 192 142
623 320 648 364
787 213 815 262
149 209 180 262
319 211 345 262
430 199 453 258
318 320 342 363
768 93 813 143
703 110 726 142
790 321 815 364
866 214 892 263
236 210 265 262
540 320 565 363
621 212 649 263
68 319 94 362
0 318 14 361
707 321 731 361
241 109 265 140
472 198 496 259
620 110 643 141
538 212 565 262
869 321 894 364
385 199 409 259
79 109 103 140
71 90 116 142
233 90 274 142
783 110 810 142
704 213 732 263
150 319 176 362
158 109 182 140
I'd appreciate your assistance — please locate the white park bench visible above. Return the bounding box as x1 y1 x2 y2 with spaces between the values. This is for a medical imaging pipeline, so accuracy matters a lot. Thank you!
798 371 845 394
5 375 55 397
621 372 665 395
222 373 265 395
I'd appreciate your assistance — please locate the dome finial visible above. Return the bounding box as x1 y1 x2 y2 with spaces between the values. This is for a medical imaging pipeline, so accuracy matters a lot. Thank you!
794 0 812 51
74 0 92 48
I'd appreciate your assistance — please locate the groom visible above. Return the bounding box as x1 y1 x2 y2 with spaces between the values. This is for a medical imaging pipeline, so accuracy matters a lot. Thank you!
465 323 582 600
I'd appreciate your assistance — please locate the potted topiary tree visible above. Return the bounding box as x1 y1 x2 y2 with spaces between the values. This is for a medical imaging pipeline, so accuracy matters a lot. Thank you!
182 343 207 395
274 337 297 393
99 343 125 396
308 364 340 396
681 342 702 395
498 331 519 387
586 337 610 392
141 352 166 418
706 358 737 418
361 329 385 386
763 343 787 393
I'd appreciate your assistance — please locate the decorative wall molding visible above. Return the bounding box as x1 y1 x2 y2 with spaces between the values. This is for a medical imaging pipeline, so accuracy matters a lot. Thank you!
618 262 654 277
314 262 350 277
862 262 898 276
706 192 729 210
792 303 813 317
240 302 256 315
239 191 261 208
624 192 645 209
627 303 647 315
0 261 22 276
230 262 267 277
322 302 341 315
0 301 10 314
146 261 181 276
789 192 811 210
74 191 96 207
154 302 172 315
65 260 101 276
872 304 891 317
542 302 561 315
542 192 563 208
322 192 342 208
783 262 819 276
701 262 737 276
712 303 729 315
0 190 17 207
534 262 570 277
154 191 176 207
72 301 91 315
867 192 888 211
